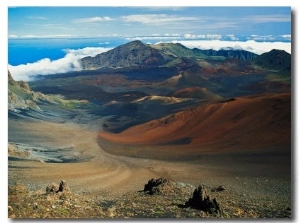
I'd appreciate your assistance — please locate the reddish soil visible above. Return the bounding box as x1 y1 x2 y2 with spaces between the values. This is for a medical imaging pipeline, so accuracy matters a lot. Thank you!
98 92 291 152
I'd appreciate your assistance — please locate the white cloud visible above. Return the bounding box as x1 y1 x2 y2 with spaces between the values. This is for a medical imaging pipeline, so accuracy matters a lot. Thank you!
225 35 238 41
184 34 222 40
8 47 111 81
8 34 18 38
27 16 47 20
122 14 198 24
172 40 291 55
280 34 291 41
249 35 276 41
244 14 290 23
21 35 38 38
126 35 181 41
74 16 112 23
247 34 291 42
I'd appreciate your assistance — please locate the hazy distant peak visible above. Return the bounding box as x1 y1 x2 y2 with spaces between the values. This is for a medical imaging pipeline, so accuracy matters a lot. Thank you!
253 49 291 71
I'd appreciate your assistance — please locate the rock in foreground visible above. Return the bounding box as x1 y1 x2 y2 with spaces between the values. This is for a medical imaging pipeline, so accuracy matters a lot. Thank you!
184 185 221 215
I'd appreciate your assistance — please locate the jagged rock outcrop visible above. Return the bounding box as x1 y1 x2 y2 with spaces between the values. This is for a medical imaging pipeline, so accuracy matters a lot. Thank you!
8 70 83 112
142 178 195 197
8 71 41 111
143 178 171 195
8 71 30 90
8 70 17 85
46 183 59 194
46 180 69 194
184 185 221 215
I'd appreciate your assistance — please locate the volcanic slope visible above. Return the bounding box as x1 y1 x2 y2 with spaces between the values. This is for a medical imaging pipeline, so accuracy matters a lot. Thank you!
81 40 175 70
98 92 291 153
80 40 258 72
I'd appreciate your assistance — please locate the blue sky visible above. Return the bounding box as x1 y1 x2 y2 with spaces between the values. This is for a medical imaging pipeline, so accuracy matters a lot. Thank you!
6 6 292 81
8 7 291 41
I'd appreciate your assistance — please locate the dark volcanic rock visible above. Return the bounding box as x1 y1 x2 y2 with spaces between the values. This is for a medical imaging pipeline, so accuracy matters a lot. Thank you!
46 182 59 194
143 178 171 195
46 180 69 194
184 185 221 214
58 180 67 192
211 185 226 192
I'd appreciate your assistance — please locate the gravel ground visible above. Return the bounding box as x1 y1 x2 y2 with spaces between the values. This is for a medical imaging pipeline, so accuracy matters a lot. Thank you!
8 177 291 219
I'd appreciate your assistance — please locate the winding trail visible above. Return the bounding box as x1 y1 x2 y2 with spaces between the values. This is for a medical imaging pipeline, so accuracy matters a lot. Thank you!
8 108 291 205
8 116 160 195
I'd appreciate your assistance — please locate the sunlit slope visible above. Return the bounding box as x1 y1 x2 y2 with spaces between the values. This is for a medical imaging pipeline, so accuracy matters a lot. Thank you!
99 92 290 150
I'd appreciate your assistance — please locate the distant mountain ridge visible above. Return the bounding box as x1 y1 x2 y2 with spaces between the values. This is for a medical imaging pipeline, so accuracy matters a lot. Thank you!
152 42 257 60
81 40 175 70
196 48 257 60
80 40 259 71
253 49 291 72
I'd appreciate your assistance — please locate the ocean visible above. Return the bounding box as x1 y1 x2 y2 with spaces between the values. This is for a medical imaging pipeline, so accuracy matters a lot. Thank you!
8 37 128 66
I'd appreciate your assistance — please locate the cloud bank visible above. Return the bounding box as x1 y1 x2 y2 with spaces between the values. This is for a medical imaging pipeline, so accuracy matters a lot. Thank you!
121 14 198 24
74 16 112 23
174 40 291 55
8 47 111 81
